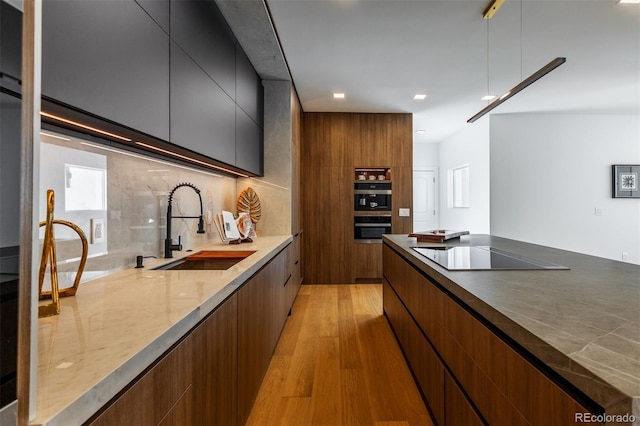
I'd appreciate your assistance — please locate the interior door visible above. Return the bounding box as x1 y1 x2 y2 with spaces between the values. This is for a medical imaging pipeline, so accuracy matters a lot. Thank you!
413 169 437 232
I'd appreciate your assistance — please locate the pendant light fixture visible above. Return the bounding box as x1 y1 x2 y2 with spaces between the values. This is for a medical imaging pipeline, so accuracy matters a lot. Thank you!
469 0 566 123
468 57 566 123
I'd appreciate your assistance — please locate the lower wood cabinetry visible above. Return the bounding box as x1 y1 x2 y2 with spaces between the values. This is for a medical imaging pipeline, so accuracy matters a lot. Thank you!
88 244 295 426
89 321 195 426
191 295 238 425
238 244 292 424
444 371 484 426
383 244 598 426
383 280 444 424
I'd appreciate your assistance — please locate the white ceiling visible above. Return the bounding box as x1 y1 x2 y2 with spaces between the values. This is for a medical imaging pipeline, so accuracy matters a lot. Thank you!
264 0 640 144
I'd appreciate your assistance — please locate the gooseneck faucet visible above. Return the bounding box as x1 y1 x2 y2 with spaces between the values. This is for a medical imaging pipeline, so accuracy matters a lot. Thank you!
165 183 206 258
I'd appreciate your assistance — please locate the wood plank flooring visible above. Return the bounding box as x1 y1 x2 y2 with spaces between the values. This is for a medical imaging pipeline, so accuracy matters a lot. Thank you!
246 284 434 426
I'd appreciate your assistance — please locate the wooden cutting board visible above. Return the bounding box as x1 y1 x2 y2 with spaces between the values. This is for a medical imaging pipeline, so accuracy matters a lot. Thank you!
408 230 470 243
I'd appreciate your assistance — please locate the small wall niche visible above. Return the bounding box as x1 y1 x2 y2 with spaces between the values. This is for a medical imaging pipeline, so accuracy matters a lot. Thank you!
355 168 391 182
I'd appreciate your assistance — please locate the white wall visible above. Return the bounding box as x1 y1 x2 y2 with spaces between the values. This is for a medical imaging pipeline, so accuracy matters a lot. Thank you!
413 142 439 169
490 113 640 264
438 119 490 233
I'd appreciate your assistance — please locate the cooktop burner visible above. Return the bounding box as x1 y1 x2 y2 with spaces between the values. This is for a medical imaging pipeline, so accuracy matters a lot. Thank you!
412 246 569 271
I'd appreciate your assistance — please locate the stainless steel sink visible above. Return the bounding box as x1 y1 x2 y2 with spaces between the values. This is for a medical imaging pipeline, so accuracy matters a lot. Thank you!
152 250 256 271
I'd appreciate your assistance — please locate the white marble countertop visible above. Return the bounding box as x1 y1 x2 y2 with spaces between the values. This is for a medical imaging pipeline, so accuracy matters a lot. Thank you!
32 235 292 426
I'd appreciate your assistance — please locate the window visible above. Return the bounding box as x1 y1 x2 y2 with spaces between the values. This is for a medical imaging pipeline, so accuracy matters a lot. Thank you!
64 164 107 211
447 165 469 208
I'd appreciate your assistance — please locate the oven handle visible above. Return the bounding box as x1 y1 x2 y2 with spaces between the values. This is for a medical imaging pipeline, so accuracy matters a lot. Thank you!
354 223 392 228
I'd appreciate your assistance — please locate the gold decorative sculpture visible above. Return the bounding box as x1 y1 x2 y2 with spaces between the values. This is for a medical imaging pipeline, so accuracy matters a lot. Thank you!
38 190 88 317
236 187 262 225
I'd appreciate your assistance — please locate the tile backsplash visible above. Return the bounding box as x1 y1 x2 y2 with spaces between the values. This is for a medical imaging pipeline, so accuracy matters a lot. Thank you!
39 130 237 288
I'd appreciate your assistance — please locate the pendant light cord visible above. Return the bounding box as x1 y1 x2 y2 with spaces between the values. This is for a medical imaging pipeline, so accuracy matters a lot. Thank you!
520 0 523 81
486 19 491 101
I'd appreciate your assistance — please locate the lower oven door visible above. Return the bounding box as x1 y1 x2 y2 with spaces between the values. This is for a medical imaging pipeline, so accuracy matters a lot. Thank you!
354 216 392 243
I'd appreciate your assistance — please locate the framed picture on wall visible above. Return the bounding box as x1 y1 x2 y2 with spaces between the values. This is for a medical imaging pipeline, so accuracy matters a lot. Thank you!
612 165 640 198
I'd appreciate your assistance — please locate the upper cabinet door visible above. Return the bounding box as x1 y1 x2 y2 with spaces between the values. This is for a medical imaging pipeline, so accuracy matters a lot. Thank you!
42 0 170 141
236 46 263 127
171 41 236 166
0 1 22 82
135 0 170 34
170 0 236 99
236 106 263 176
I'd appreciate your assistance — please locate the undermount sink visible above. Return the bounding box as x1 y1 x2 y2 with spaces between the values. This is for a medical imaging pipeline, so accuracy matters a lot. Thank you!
153 250 256 271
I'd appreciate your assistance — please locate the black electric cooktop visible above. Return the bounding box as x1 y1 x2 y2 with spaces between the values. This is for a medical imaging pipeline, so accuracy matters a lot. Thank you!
413 246 569 271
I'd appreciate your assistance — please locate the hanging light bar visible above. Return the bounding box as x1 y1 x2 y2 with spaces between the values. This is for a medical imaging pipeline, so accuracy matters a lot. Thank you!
467 57 566 123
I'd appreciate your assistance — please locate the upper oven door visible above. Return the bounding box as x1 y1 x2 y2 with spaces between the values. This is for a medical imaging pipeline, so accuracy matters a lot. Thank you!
354 182 392 211
354 193 391 211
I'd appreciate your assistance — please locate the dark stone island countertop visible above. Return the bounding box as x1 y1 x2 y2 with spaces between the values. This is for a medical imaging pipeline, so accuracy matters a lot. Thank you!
383 234 640 422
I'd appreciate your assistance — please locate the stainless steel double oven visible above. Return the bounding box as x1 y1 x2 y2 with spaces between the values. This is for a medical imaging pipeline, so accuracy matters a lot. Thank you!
354 181 392 243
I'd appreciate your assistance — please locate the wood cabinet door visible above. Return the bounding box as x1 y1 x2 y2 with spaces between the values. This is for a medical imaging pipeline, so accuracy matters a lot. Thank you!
383 279 445 425
444 372 485 426
90 333 193 426
41 0 170 141
191 294 238 426
237 246 291 424
170 40 236 166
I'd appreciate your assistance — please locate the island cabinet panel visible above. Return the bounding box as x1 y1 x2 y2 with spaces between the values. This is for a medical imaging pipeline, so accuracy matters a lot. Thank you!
89 332 194 426
170 0 236 99
383 244 597 426
383 279 445 425
41 0 170 141
170 41 236 166
235 105 264 176
444 372 484 426
237 245 292 424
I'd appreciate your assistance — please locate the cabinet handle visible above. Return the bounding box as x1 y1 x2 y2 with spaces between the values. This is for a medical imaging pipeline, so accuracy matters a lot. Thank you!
295 260 299 265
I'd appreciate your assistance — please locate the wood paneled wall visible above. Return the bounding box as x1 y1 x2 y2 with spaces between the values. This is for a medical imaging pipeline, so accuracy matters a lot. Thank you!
302 112 413 284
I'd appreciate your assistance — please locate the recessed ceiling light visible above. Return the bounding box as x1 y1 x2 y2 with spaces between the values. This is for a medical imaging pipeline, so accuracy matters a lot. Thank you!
413 94 427 100
415 130 426 134
619 0 640 3
481 95 497 101
333 92 345 99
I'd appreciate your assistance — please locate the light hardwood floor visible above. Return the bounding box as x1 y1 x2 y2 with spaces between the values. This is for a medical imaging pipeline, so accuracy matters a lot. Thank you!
246 284 434 426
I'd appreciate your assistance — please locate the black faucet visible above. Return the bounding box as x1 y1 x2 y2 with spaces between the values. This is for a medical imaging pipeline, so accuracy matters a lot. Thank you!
164 183 206 258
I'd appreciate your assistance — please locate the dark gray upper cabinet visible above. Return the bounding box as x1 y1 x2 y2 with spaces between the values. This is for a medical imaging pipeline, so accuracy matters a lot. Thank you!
236 46 263 127
42 0 170 141
170 0 236 99
171 41 236 166
236 106 263 176
135 0 169 34
0 1 22 81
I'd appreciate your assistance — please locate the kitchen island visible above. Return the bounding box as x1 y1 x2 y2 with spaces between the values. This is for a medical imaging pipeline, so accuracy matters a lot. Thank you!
33 235 293 426
383 234 639 425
